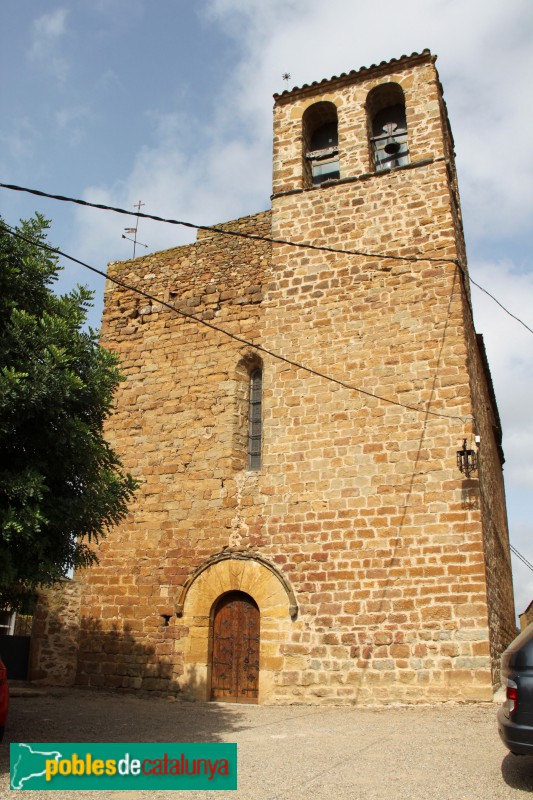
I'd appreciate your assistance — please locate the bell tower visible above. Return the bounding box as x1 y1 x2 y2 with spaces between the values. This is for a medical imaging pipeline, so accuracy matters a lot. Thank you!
263 49 515 700
272 50 456 192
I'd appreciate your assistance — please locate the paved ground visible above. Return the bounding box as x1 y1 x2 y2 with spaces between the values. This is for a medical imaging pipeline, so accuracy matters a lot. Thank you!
1 688 533 799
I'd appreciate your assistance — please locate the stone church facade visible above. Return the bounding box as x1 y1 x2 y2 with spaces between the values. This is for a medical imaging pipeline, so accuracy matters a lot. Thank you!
76 50 515 704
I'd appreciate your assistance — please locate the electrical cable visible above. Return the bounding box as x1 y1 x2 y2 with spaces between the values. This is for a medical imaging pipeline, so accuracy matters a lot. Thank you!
2 181 531 337
0 180 460 268
510 544 533 574
0 221 472 424
470 277 533 336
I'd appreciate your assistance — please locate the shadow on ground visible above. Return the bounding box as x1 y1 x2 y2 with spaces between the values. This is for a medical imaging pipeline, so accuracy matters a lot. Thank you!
501 752 533 791
0 687 249 779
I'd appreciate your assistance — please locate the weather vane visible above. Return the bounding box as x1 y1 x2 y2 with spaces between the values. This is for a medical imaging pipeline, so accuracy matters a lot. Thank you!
122 200 148 259
282 72 291 89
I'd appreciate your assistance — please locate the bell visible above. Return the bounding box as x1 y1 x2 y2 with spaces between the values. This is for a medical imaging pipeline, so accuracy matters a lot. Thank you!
384 136 401 155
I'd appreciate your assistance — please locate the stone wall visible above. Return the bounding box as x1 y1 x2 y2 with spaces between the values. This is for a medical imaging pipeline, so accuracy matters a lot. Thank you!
75 51 514 704
519 603 533 631
76 212 271 694
29 580 81 686
465 332 516 683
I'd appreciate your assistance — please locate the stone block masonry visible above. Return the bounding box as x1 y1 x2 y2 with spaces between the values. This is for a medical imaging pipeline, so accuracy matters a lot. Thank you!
29 580 81 686
74 50 515 704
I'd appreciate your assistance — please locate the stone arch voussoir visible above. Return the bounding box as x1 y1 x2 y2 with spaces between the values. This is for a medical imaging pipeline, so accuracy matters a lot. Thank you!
176 552 297 702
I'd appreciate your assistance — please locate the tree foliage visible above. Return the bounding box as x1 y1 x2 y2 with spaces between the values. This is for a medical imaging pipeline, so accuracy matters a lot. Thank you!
0 215 137 609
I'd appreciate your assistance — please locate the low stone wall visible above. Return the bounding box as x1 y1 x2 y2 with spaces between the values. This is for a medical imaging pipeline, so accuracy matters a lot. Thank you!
519 603 533 631
29 579 81 686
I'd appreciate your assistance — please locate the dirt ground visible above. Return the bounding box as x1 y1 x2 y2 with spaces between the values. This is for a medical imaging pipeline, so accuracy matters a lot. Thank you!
1 688 533 799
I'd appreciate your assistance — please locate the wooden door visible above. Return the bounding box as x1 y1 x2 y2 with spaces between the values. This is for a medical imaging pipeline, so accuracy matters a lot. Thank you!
210 591 260 703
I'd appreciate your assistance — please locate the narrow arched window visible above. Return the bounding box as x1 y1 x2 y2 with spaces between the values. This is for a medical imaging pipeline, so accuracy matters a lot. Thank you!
302 102 340 187
367 84 409 172
248 369 262 470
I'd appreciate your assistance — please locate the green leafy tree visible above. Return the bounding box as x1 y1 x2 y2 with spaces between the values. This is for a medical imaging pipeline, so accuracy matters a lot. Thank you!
0 214 137 609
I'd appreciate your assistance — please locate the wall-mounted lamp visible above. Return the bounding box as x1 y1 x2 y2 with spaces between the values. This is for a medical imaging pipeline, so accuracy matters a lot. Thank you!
456 439 478 478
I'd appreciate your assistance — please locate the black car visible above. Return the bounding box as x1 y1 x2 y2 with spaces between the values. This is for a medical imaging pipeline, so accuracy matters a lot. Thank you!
498 622 533 755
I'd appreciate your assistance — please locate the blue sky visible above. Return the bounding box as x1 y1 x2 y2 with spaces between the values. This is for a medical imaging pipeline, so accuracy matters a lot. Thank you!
1 0 532 618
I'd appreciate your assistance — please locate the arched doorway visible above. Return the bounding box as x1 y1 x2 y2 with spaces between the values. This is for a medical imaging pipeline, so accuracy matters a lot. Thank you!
177 553 297 702
210 591 260 703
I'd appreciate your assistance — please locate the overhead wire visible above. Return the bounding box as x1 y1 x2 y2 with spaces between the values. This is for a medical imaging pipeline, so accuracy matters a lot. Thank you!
1 180 531 337
5 198 529 566
469 277 533 336
3 187 531 580
510 544 533 574
0 220 471 424
0 180 459 268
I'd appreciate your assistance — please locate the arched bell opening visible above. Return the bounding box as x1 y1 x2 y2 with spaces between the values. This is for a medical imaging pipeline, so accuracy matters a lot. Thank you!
302 101 340 187
367 83 409 172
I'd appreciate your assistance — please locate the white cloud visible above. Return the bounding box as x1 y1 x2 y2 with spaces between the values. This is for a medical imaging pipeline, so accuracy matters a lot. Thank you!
206 0 533 239
54 105 93 148
469 258 533 597
77 0 531 266
29 8 70 83
0 117 40 163
67 0 533 335
31 7 69 42
70 132 272 280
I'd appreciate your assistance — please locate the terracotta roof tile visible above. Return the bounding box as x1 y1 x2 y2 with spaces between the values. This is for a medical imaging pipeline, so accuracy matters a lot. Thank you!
274 49 434 101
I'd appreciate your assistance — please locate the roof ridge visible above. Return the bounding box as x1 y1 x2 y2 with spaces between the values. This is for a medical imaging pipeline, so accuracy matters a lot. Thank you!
274 49 434 101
